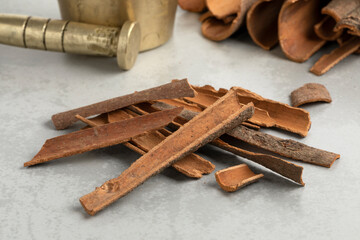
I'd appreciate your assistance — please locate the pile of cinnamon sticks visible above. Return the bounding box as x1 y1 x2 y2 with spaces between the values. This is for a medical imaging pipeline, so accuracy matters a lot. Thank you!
25 79 340 215
179 0 360 75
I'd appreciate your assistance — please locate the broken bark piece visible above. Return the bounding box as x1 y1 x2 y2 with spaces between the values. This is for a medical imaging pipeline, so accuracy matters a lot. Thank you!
24 107 183 167
183 91 276 127
157 99 203 113
79 91 255 215
291 83 332 107
51 79 196 130
335 7 360 37
278 0 327 62
314 15 342 41
213 139 304 185
178 0 207 12
215 163 264 192
227 125 340 168
233 87 311 137
246 0 285 50
106 109 215 178
201 0 258 41
310 37 360 76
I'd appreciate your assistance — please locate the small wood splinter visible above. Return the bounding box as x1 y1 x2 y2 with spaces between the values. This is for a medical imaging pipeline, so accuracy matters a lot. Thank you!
291 83 332 107
215 164 264 192
80 90 255 215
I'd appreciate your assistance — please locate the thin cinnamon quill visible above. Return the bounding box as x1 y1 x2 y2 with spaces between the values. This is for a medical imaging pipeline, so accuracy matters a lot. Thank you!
278 0 327 62
108 109 215 178
215 163 264 192
24 108 183 167
291 83 332 107
79 91 255 215
246 0 286 50
51 79 196 130
310 37 360 76
201 0 258 41
212 139 304 185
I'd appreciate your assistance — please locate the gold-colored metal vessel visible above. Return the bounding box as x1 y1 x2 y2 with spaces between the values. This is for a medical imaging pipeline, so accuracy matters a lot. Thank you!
0 14 141 70
57 0 178 52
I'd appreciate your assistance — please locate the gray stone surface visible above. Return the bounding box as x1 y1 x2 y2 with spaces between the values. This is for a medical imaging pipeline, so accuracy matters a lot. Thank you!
0 1 359 239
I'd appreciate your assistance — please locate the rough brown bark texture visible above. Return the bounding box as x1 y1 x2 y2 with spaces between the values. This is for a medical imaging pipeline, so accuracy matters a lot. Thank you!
51 79 196 130
279 0 327 62
178 0 207 12
227 126 340 168
107 109 215 179
310 37 360 76
215 163 264 192
246 0 285 50
201 0 258 41
212 139 304 185
24 108 183 167
335 7 360 36
79 91 255 215
291 83 332 107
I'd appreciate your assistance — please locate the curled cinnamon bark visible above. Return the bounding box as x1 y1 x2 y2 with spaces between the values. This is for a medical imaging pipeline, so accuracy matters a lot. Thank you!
215 163 264 192
178 0 207 12
51 79 195 130
24 108 183 167
201 0 258 41
291 83 332 107
246 0 286 50
335 7 360 36
310 37 360 76
80 91 255 215
279 0 327 62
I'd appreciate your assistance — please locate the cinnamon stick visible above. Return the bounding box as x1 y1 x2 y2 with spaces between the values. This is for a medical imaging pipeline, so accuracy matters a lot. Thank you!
212 139 304 185
227 126 340 168
178 0 207 12
246 0 285 50
79 91 255 215
310 37 360 76
24 107 183 167
51 79 196 130
335 7 360 37
291 83 332 107
108 109 216 179
278 0 327 62
215 163 264 192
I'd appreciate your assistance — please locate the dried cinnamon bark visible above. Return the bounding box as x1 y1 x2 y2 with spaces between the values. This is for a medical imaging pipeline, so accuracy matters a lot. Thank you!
310 37 360 76
335 7 360 36
79 91 255 215
24 108 183 167
278 0 327 62
212 139 304 185
233 87 311 137
178 0 207 12
108 109 216 178
246 0 285 50
201 0 258 41
51 79 196 130
227 126 340 168
291 83 332 107
215 163 264 192
314 16 342 41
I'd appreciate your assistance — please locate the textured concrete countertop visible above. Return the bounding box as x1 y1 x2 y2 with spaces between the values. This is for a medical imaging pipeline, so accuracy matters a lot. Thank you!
0 1 359 239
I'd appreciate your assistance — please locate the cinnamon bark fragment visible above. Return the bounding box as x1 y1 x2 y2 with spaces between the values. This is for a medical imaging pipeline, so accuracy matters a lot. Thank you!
291 83 332 107
227 126 340 168
278 0 327 62
335 7 360 37
310 37 360 76
201 0 258 41
246 0 285 50
178 0 207 12
79 91 255 215
24 108 183 167
212 139 304 185
314 16 342 41
108 109 216 179
215 163 264 192
51 79 196 130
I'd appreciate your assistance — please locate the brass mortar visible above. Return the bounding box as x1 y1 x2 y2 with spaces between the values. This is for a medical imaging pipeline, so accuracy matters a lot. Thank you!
58 0 178 52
